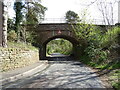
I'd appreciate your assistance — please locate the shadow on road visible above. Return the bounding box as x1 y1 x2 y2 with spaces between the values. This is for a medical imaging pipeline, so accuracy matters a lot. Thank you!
46 53 74 61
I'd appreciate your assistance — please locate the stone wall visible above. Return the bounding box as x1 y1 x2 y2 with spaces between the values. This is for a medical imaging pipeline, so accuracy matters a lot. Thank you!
0 2 3 46
0 48 39 72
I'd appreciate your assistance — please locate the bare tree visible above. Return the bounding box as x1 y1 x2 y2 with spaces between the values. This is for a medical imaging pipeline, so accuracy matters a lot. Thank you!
97 0 117 25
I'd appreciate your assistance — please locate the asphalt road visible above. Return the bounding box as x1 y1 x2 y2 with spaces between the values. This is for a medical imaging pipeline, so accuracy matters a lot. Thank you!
4 60 105 89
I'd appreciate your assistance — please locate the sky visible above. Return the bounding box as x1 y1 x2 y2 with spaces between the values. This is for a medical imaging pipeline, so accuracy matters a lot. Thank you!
41 0 118 24
41 0 96 18
7 0 119 24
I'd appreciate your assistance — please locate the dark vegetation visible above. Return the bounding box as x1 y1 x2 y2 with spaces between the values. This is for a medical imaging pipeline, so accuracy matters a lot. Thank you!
65 10 80 23
72 23 120 89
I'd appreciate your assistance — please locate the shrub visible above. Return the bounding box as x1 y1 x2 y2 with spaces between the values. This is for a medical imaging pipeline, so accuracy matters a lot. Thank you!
85 44 108 64
73 24 120 69
7 30 17 42
100 27 120 49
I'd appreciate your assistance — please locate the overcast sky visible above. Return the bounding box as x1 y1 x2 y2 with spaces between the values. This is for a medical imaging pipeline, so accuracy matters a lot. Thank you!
41 0 118 19
7 0 119 24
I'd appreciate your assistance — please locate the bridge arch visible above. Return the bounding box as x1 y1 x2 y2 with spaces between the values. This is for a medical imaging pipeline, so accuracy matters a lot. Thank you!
26 23 112 60
30 23 86 60
39 34 79 60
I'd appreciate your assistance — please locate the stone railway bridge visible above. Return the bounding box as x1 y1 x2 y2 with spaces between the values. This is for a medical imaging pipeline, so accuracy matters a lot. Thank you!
27 23 110 60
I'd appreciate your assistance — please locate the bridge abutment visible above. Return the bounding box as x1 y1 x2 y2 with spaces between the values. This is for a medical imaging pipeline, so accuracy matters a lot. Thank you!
39 45 46 60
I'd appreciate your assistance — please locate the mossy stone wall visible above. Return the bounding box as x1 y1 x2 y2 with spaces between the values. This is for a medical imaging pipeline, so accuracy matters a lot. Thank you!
0 48 39 72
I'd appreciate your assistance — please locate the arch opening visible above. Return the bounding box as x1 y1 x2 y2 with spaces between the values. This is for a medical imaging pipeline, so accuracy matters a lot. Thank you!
46 38 73 58
39 35 79 60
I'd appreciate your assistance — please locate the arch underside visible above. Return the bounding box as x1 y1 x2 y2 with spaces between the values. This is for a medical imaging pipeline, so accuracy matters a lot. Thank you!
43 35 79 45
39 35 79 60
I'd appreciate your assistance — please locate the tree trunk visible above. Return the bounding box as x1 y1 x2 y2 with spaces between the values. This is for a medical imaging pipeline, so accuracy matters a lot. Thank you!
2 3 8 47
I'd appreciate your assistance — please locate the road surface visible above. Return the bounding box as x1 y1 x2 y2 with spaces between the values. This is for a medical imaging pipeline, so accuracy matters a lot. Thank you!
4 60 105 88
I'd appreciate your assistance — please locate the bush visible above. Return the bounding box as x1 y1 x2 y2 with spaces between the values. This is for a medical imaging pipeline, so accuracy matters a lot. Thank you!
100 27 120 48
85 44 108 65
73 24 120 69
8 30 17 42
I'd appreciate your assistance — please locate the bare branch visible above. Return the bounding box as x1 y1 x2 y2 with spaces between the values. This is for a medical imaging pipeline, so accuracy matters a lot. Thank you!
87 0 98 7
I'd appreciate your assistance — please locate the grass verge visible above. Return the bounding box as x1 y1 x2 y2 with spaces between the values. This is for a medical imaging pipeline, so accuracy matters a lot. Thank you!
80 55 120 90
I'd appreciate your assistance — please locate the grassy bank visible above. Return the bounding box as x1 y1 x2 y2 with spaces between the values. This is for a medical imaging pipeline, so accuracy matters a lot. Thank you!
7 41 38 51
79 54 120 89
